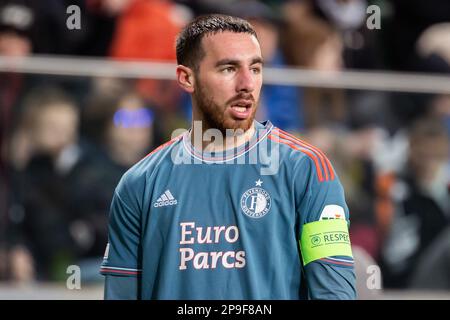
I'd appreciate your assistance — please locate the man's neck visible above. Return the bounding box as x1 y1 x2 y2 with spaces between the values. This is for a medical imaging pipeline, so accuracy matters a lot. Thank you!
190 121 256 153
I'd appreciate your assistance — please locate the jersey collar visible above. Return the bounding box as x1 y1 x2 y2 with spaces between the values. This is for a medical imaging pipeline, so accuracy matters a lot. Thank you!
182 120 274 163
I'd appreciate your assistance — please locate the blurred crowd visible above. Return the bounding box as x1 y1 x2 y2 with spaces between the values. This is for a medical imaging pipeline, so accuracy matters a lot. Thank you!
0 0 449 292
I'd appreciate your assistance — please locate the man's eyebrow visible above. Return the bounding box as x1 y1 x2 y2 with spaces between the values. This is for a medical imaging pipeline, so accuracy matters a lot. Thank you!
215 57 264 67
251 57 264 65
215 59 240 67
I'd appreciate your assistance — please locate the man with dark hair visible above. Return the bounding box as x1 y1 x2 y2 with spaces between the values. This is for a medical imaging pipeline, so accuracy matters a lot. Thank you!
176 14 258 71
101 14 356 300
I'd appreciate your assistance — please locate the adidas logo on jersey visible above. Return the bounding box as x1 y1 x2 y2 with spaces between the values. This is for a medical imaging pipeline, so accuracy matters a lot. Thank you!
154 190 178 207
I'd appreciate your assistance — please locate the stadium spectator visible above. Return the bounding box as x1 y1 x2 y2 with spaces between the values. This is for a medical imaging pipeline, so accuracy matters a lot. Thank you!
79 86 158 223
68 0 121 56
387 0 450 72
0 0 87 55
0 0 35 175
77 89 158 281
415 23 450 134
312 0 384 70
410 226 450 289
387 22 450 131
280 0 346 129
82 89 155 170
0 1 86 218
108 0 191 113
0 1 33 57
6 87 113 281
0 2 39 276
109 0 186 61
378 116 450 288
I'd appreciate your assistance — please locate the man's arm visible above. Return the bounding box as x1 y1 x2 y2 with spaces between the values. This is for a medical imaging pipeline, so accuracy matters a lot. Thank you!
100 187 142 300
104 275 139 300
303 259 356 300
296 155 356 300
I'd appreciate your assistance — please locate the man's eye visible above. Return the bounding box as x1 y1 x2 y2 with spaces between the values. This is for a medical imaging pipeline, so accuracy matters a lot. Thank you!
222 67 235 73
251 67 261 74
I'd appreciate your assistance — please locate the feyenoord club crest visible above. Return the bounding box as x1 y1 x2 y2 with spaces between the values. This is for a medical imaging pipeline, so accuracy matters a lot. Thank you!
241 179 271 218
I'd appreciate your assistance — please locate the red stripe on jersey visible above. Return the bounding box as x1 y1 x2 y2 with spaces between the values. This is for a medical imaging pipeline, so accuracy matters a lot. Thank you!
144 134 183 159
277 129 335 181
100 268 141 275
274 130 329 181
268 133 324 182
320 258 353 267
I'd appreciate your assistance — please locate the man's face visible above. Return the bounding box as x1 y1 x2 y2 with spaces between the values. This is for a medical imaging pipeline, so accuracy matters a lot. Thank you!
192 31 263 133
0 32 31 56
409 136 449 183
32 104 79 156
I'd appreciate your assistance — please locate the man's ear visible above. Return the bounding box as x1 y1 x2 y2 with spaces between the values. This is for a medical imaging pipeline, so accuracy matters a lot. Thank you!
176 65 195 93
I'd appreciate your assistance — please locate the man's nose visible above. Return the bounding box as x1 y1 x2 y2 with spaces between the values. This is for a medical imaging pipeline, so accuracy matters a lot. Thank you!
236 68 255 93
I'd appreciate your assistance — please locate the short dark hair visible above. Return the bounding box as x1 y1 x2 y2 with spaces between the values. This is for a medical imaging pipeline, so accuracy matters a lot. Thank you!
176 14 258 70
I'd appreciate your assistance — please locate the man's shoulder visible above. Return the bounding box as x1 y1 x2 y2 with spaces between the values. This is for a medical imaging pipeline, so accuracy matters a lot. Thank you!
268 127 336 183
119 134 184 187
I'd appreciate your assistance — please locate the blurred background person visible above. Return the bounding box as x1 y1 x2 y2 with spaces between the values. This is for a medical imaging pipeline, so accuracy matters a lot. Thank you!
6 87 85 282
81 84 156 180
281 0 346 129
378 116 449 288
409 226 450 290
387 0 450 72
108 0 191 117
0 0 35 179
5 85 157 283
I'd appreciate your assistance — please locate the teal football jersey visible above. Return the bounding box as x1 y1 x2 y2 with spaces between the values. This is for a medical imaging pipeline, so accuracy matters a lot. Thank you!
101 120 356 299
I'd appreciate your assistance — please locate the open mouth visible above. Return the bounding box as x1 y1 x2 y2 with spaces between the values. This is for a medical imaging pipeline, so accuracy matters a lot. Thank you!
229 100 253 119
231 105 248 113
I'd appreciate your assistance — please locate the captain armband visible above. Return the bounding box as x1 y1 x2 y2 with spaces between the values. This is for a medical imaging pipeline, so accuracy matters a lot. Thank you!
300 219 353 266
